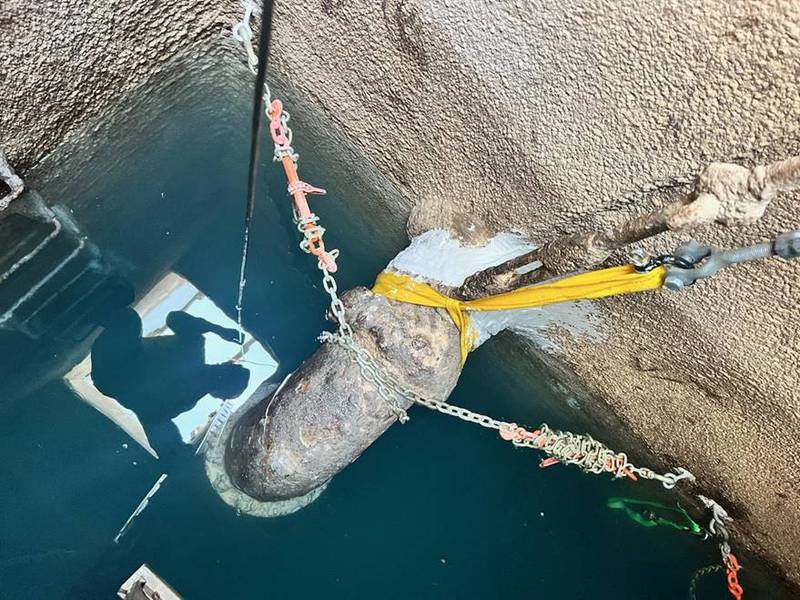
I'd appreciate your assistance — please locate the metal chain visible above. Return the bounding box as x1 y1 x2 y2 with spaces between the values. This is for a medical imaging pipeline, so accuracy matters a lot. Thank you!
688 564 723 600
631 251 698 273
697 494 744 600
232 2 259 75
320 327 693 488
502 422 693 486
232 5 279 124
321 328 506 428
317 262 353 336
698 495 735 564
297 213 326 255
274 111 298 162
513 424 649 480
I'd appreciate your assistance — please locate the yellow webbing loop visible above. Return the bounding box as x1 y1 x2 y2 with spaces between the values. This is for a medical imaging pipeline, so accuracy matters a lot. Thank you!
373 265 667 364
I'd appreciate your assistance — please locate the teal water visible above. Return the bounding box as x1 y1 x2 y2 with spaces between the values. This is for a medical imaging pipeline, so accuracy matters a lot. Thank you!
0 48 788 599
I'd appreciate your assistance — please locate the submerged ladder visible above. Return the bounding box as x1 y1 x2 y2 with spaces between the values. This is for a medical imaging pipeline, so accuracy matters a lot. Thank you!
0 194 114 340
194 400 236 456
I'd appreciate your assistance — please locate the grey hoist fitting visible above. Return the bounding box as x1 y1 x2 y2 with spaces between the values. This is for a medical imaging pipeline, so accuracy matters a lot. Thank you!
663 230 800 291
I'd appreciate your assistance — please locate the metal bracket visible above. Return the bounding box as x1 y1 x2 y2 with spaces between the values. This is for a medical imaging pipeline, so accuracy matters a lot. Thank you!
774 229 800 259
663 230 800 290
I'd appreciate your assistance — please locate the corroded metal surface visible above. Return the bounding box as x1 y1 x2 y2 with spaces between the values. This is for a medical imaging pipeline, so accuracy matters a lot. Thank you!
225 287 462 500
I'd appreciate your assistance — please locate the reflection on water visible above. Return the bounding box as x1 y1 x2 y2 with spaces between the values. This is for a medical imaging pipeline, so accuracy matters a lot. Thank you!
64 272 277 462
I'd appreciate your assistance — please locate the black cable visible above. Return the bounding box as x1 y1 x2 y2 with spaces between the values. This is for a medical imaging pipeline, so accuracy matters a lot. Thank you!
236 0 276 339
245 0 276 225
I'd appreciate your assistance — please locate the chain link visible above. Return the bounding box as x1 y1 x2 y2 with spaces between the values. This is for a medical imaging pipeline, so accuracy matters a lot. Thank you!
632 251 698 273
232 5 276 116
513 425 636 479
274 111 298 162
318 261 353 339
698 495 735 563
296 213 326 255
696 494 744 599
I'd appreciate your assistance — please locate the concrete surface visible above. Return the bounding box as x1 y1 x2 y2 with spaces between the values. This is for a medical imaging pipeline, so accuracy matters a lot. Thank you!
0 0 240 171
2 0 799 588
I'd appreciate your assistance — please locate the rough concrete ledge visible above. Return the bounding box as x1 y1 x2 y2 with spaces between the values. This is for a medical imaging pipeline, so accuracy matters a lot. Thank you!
0 0 241 172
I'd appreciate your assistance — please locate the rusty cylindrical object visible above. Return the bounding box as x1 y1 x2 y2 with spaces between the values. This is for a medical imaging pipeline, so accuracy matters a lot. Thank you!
223 286 462 502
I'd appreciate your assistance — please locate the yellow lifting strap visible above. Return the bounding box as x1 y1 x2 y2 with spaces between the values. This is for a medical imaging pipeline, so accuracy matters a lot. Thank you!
372 264 667 364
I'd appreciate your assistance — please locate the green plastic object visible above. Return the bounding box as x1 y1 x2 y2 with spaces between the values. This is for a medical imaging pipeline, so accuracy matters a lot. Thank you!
607 497 702 535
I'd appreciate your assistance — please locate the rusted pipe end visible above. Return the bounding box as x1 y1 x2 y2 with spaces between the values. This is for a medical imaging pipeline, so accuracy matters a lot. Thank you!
204 381 329 518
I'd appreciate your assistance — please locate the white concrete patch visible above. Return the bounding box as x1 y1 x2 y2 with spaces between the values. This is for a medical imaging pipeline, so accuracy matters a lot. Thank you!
388 229 603 351
388 229 535 287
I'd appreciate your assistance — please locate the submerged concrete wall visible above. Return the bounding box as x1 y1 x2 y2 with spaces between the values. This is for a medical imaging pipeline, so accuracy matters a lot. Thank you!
3 0 800 587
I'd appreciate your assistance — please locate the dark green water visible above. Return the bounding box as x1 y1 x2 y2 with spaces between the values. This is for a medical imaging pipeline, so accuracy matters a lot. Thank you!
0 47 787 599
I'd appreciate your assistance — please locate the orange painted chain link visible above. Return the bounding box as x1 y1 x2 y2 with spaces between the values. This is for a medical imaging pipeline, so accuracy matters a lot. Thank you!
268 98 338 272
725 553 744 600
499 423 638 481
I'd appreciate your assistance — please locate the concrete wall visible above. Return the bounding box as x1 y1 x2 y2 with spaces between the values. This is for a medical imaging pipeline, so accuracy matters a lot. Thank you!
3 0 799 586
0 0 239 170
